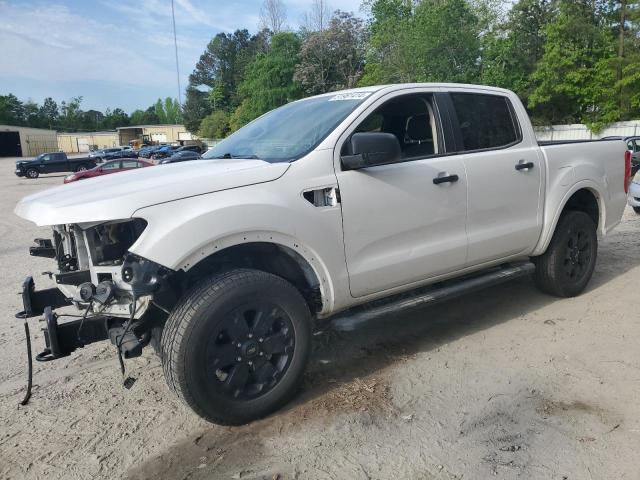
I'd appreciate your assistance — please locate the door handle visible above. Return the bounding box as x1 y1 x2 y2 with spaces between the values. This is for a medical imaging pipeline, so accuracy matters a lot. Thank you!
433 174 459 185
515 161 534 171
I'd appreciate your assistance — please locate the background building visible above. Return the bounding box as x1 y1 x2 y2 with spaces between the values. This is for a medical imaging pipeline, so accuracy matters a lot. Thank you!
57 131 119 153
117 124 193 146
0 125 58 157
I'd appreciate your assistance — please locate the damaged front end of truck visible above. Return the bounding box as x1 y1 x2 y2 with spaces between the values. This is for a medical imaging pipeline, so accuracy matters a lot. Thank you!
16 218 176 385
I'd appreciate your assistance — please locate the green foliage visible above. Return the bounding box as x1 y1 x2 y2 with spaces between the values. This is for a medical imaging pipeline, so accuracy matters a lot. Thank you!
0 93 172 132
0 94 27 126
154 97 182 124
481 0 552 104
361 0 482 85
198 110 231 138
231 32 303 130
528 0 618 128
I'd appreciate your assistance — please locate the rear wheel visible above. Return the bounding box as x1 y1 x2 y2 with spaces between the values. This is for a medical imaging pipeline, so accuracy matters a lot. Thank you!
633 207 640 214
533 210 597 297
25 168 39 179
75 164 88 172
161 269 311 425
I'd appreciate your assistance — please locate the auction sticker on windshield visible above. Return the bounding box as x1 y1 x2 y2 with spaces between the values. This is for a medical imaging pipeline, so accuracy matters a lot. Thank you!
328 92 372 101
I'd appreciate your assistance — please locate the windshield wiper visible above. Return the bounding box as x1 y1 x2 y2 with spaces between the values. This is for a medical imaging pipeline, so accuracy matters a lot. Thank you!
211 153 260 159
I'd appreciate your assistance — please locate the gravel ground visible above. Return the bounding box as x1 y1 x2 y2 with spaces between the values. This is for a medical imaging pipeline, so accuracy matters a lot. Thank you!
1 161 639 480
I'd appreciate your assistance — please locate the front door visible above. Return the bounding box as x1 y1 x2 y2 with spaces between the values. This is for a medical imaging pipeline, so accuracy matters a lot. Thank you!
42 153 68 173
336 91 468 298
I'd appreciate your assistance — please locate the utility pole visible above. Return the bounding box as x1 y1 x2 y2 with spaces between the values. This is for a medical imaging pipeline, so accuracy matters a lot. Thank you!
171 0 182 106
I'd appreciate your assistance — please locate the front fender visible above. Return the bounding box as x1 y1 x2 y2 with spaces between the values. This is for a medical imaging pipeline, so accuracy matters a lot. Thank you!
129 183 348 314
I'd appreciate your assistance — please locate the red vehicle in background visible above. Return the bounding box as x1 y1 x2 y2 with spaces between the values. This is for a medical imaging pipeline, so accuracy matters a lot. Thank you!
64 159 153 184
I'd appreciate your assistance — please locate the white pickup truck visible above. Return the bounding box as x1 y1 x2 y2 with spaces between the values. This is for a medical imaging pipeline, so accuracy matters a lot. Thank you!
15 83 632 424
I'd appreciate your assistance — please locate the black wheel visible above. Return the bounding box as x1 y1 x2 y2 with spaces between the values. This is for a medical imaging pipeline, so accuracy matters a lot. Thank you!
633 207 640 214
25 168 39 179
161 269 311 425
532 210 597 297
75 164 88 172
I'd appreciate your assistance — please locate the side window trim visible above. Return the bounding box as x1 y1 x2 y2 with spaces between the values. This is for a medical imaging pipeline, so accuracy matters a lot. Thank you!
444 92 524 155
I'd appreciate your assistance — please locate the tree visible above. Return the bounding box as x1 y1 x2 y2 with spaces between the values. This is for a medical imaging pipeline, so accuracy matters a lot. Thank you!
184 29 271 132
528 0 618 129
295 11 367 94
198 110 231 138
188 29 269 111
130 109 145 125
481 0 553 106
0 94 26 126
59 96 84 131
81 109 105 130
102 108 129 130
164 97 183 123
361 0 481 85
183 87 212 133
260 0 287 33
39 97 59 129
302 0 332 32
231 32 302 130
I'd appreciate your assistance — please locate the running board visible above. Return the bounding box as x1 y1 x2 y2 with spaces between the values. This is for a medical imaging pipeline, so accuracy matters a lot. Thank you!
331 261 535 331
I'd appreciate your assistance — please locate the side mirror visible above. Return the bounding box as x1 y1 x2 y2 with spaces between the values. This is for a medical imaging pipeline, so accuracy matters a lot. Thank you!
341 132 401 170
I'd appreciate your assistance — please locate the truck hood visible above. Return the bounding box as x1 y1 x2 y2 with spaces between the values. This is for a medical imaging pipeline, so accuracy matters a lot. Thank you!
15 158 290 226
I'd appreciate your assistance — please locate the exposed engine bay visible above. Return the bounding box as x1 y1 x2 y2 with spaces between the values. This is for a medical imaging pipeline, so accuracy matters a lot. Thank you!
21 218 174 367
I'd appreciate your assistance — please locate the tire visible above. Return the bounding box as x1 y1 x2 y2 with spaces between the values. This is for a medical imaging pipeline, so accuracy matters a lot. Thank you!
161 269 311 425
633 207 640 215
75 164 88 172
532 210 597 297
25 168 39 179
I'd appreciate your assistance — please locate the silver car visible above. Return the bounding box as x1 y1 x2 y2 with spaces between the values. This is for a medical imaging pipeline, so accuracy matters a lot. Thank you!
629 171 640 214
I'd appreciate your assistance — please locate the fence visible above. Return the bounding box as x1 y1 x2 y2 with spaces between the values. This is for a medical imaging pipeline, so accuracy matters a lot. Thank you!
534 121 640 141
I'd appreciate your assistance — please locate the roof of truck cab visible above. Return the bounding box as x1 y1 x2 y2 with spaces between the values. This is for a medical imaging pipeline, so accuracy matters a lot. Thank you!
311 83 515 98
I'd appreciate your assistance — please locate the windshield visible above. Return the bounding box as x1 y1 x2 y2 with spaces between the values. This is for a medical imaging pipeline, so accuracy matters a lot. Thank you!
203 92 371 163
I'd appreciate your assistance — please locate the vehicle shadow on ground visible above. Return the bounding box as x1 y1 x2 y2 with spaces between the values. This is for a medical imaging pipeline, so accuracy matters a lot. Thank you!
128 236 640 480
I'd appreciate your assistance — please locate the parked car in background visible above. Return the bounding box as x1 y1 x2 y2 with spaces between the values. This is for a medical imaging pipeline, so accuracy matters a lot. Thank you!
628 171 640 214
175 145 204 154
602 136 640 174
15 152 95 179
64 158 153 183
89 147 131 162
138 145 164 158
102 149 139 161
158 150 201 164
151 145 180 161
14 84 630 425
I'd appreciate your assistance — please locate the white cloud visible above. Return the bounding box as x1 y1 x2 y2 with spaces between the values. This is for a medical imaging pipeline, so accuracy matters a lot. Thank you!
0 1 182 88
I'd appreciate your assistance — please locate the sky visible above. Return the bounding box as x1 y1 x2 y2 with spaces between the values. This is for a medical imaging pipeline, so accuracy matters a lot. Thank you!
0 0 363 113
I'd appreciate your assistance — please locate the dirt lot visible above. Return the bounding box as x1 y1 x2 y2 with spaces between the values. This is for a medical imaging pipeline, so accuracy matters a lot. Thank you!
1 162 639 480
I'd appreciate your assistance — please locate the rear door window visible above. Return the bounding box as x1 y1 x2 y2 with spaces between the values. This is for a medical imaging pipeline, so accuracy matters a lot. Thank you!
449 93 521 151
122 160 139 169
102 161 121 170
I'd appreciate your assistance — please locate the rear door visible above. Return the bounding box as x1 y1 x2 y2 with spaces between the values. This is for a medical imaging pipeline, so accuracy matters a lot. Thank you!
335 89 469 297
445 91 543 264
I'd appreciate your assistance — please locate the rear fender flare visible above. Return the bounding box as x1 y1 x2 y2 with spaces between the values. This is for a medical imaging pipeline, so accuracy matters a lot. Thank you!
532 180 605 256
